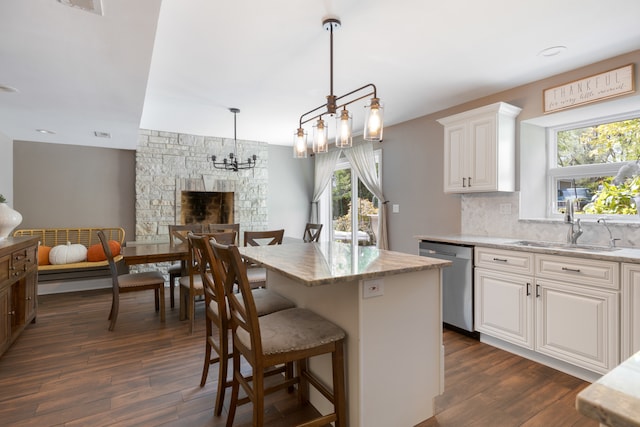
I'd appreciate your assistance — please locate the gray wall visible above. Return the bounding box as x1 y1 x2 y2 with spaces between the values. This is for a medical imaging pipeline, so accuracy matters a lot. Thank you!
0 131 12 205
267 144 314 238
13 141 136 240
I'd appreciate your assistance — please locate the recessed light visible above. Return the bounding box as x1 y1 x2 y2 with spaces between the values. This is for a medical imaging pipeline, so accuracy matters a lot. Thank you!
538 46 567 57
36 129 56 135
0 84 19 93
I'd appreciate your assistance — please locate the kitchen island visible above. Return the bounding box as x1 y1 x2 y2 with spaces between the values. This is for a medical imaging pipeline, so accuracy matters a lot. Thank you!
239 242 450 427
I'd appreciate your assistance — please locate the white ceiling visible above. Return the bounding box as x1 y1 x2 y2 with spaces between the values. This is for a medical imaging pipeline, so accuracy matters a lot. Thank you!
1 0 640 150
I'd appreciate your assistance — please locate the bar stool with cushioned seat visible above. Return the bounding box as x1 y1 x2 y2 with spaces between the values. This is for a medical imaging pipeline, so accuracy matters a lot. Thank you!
189 233 295 416
243 229 284 288
179 231 236 334
98 230 166 331
212 241 347 427
168 224 203 309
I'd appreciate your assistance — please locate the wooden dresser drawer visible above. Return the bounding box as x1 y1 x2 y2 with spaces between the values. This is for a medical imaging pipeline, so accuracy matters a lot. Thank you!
475 247 534 275
535 254 619 290
9 245 37 279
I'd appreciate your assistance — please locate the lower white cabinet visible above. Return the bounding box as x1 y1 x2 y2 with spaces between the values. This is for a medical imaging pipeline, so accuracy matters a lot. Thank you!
475 268 534 349
622 263 640 360
475 247 620 375
535 278 618 374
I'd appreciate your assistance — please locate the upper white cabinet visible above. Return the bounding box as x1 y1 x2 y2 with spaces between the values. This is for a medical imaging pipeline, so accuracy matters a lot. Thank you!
438 102 522 193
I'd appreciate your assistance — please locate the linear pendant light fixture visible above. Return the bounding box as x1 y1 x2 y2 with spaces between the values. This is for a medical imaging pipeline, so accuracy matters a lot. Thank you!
293 17 384 158
211 108 257 171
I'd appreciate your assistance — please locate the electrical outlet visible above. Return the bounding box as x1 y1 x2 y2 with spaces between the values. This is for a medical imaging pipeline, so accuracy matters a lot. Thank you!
363 278 384 298
392 204 400 213
499 203 512 215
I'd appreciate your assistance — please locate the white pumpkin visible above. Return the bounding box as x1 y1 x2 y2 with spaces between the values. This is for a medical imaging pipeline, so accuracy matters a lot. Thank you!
49 242 87 265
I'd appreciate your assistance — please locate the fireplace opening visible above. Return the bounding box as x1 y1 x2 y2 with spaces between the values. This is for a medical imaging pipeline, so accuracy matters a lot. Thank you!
181 191 234 225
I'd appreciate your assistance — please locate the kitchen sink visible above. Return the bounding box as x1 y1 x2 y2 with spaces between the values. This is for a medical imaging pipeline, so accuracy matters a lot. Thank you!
509 240 621 252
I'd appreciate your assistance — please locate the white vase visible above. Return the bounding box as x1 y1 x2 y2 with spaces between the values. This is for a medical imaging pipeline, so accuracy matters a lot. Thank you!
0 203 23 240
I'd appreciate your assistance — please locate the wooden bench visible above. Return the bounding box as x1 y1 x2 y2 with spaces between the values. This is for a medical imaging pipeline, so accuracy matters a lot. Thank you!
12 227 127 282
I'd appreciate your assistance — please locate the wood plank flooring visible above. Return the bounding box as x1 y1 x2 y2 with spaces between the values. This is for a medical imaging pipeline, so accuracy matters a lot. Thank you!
0 289 597 426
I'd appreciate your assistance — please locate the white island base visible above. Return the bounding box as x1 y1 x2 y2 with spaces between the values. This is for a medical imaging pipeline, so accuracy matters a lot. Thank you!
266 268 443 427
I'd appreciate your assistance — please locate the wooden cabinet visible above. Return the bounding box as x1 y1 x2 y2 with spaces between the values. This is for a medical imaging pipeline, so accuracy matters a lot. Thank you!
438 102 521 193
0 237 39 357
621 263 640 360
475 247 620 375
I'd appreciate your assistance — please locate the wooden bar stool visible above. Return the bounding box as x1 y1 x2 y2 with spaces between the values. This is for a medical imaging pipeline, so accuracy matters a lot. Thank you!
212 241 347 427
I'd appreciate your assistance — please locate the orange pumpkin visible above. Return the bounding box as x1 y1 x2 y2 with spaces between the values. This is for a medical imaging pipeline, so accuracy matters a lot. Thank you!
86 240 121 262
38 245 52 265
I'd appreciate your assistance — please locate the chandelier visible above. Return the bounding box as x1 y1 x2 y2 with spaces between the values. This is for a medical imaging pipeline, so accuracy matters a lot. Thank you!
293 17 384 158
211 108 257 171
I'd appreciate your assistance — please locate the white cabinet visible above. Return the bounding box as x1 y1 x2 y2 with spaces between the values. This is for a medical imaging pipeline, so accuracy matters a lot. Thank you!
475 247 620 375
621 263 640 360
475 268 534 349
535 278 618 374
438 102 521 193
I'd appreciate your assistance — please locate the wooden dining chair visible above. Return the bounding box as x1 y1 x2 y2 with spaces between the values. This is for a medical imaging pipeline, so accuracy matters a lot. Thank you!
303 223 323 242
190 233 295 416
98 230 166 331
168 224 204 309
207 223 240 245
211 241 347 427
243 229 284 288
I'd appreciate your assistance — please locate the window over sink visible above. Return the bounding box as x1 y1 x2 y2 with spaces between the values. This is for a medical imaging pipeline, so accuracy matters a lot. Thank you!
519 94 640 221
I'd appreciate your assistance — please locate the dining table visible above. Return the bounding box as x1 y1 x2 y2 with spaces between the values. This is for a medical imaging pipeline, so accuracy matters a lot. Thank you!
120 241 189 266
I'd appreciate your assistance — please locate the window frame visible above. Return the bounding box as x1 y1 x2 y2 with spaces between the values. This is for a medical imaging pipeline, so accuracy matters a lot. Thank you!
547 111 640 219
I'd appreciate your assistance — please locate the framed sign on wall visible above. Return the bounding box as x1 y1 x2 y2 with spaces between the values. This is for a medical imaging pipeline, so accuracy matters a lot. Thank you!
543 64 635 114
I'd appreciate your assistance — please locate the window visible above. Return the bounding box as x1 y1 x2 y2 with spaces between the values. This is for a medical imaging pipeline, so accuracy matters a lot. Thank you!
320 150 381 248
548 114 640 217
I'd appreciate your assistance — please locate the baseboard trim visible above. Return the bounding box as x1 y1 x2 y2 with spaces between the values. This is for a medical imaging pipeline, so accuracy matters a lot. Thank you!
38 278 111 295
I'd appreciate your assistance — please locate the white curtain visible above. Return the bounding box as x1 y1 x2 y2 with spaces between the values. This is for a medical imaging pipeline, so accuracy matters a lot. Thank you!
310 150 341 223
343 142 389 250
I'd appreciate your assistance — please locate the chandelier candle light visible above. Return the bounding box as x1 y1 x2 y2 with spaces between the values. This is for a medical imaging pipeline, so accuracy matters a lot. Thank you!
211 108 257 171
293 17 384 158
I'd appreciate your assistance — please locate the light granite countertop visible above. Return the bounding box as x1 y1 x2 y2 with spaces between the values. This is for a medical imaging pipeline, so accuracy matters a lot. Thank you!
576 351 640 426
415 234 640 263
239 241 451 286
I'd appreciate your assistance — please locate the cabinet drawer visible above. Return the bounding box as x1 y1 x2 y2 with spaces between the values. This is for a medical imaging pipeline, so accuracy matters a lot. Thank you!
475 247 534 275
535 254 619 290
9 245 37 279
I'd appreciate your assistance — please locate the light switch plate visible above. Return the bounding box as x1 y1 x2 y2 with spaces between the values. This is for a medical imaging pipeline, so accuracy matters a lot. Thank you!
392 204 400 213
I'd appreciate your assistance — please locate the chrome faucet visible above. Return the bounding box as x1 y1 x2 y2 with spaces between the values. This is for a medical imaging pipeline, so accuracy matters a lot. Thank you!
597 218 620 248
565 202 583 244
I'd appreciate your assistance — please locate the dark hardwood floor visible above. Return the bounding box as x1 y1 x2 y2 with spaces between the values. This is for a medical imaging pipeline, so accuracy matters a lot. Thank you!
0 289 597 426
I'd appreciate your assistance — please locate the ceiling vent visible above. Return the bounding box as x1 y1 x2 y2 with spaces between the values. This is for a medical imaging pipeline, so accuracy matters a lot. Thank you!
56 0 103 15
94 131 111 138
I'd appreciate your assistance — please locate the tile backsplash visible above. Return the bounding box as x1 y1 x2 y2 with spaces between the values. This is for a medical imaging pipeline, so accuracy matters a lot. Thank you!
461 192 640 248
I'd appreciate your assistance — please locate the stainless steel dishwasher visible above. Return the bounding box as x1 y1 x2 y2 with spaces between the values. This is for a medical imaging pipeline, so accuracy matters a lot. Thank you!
419 240 474 333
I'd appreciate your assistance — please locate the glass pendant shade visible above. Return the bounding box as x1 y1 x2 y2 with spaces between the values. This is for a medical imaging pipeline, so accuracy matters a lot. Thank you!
364 98 384 141
336 109 353 148
312 119 329 153
293 128 308 158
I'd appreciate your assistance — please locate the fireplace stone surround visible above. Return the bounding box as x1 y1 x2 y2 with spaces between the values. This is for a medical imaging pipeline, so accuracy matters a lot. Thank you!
135 129 268 244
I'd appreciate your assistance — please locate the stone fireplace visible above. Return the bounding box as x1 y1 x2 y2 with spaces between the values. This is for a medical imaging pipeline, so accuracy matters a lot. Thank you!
135 129 268 243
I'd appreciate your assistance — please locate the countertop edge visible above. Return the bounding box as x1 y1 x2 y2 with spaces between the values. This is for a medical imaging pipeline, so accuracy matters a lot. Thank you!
415 234 640 263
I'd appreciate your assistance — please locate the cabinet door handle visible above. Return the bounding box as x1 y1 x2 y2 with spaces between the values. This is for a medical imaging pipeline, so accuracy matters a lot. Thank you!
526 282 531 296
462 177 467 187
468 177 472 187
561 266 581 273
536 284 541 298
492 257 508 262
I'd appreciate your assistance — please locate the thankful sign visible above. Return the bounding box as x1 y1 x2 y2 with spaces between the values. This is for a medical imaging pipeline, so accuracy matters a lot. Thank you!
543 64 635 113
